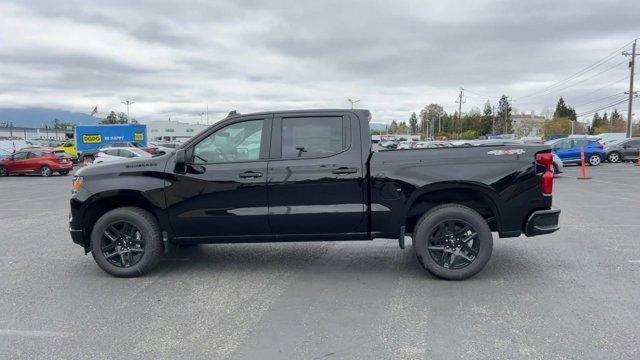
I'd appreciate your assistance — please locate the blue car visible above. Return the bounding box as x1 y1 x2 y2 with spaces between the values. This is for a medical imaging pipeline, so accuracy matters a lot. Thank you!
546 137 606 166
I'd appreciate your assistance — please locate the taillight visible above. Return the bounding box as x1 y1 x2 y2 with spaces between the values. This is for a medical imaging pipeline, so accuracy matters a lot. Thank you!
596 142 604 149
536 153 553 195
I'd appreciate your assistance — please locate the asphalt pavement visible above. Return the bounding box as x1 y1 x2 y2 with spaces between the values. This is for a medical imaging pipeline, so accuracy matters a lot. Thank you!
1 163 640 359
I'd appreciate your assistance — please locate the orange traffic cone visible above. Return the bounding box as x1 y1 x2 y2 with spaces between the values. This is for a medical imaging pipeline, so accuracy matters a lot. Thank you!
577 146 591 180
635 149 640 167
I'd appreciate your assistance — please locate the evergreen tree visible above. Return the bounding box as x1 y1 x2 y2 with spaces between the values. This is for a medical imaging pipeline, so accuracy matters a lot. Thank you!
495 95 513 134
590 112 602 134
409 112 418 135
553 97 577 121
480 101 493 135
389 120 398 134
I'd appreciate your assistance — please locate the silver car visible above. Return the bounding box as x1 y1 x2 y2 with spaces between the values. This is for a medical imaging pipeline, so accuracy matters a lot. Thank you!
552 153 563 175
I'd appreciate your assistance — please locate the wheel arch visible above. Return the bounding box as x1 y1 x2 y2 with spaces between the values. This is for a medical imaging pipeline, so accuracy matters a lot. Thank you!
80 190 164 248
403 182 502 235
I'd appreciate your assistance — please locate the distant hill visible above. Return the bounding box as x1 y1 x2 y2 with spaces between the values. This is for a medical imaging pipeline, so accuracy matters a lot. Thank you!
370 122 389 131
0 107 100 128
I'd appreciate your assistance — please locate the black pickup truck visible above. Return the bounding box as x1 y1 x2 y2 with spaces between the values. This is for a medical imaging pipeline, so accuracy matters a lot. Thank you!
70 109 559 280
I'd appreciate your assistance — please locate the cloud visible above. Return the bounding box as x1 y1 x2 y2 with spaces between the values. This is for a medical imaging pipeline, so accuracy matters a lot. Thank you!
0 0 638 123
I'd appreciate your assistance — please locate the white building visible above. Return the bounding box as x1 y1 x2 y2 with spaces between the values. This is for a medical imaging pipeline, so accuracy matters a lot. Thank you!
146 120 209 143
511 112 546 138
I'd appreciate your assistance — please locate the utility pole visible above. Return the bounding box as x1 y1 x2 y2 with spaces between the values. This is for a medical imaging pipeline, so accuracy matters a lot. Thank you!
623 40 636 138
347 98 360 109
438 112 441 134
200 112 205 124
121 100 135 122
206 104 209 125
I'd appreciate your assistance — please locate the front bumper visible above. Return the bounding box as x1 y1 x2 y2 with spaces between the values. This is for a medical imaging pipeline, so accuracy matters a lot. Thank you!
525 208 560 236
70 227 84 246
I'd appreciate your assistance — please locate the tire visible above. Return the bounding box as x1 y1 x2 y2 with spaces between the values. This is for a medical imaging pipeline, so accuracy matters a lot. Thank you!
607 152 621 163
40 166 52 177
413 204 493 280
59 171 69 176
90 207 163 277
0 166 7 177
587 154 601 166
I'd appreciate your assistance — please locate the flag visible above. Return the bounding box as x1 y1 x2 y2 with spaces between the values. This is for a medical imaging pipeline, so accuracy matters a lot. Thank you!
90 105 98 116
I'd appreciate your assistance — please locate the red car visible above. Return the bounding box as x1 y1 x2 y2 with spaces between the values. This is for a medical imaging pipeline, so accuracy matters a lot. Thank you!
0 148 73 177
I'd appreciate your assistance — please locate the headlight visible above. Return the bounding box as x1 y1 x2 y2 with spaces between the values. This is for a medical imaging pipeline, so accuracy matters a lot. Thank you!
72 176 84 191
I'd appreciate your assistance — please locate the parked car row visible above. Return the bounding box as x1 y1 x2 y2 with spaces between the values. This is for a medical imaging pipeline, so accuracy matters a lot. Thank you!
0 147 73 177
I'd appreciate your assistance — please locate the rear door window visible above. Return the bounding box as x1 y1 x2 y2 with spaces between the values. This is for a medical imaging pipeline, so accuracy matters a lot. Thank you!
281 117 347 159
13 152 28 160
28 151 44 158
627 140 640 147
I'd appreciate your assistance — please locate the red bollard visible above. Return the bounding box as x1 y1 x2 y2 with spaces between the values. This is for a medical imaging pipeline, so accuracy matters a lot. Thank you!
577 146 591 180
636 149 640 167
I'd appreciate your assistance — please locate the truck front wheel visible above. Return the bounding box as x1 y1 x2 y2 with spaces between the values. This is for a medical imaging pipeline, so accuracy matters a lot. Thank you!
90 207 163 277
413 204 493 280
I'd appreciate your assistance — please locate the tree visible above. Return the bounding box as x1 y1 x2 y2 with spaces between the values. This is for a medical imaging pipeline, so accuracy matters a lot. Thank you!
100 111 129 124
590 112 602 134
51 118 73 129
495 95 513 134
100 111 118 124
419 104 444 139
553 97 577 121
480 101 493 136
610 109 626 132
543 118 572 137
389 120 398 134
409 112 418 135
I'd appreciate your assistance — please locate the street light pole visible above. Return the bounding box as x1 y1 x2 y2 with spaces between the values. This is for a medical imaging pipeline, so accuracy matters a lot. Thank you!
121 100 135 122
347 98 360 109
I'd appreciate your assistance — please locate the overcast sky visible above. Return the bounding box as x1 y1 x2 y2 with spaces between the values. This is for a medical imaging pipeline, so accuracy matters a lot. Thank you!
0 0 638 124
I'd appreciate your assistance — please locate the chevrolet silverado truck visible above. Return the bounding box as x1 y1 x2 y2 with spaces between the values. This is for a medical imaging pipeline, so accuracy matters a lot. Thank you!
70 109 560 280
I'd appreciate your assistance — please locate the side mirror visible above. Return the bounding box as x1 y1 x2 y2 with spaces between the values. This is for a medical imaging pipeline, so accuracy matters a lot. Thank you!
174 148 186 174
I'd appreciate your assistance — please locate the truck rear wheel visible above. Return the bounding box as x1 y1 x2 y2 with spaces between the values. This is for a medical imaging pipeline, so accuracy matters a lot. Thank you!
413 204 493 280
90 207 163 277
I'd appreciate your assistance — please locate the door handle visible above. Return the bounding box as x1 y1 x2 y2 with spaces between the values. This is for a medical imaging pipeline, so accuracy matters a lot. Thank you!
239 171 263 178
332 167 357 175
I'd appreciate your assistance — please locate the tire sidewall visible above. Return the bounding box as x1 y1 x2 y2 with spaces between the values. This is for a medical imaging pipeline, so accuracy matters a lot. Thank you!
90 207 162 277
414 205 493 280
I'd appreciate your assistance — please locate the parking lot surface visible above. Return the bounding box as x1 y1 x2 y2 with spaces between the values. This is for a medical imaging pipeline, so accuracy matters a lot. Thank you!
1 163 640 359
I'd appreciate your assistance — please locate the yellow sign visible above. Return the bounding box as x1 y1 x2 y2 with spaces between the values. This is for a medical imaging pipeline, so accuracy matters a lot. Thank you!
134 132 144 141
82 134 102 144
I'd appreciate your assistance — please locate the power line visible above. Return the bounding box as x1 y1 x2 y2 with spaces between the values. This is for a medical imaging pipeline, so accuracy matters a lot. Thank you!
514 40 634 101
572 92 626 107
576 97 628 117
574 75 629 99
515 60 627 104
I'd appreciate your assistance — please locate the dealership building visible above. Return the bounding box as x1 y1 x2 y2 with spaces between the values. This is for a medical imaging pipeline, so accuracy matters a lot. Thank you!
146 120 208 143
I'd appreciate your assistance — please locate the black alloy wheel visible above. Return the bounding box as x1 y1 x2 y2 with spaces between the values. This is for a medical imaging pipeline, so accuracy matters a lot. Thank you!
427 219 479 270
0 166 7 176
101 221 145 268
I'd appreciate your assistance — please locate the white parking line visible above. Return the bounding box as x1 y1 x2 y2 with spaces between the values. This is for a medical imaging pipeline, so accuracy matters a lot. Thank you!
628 260 640 263
0 329 72 338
